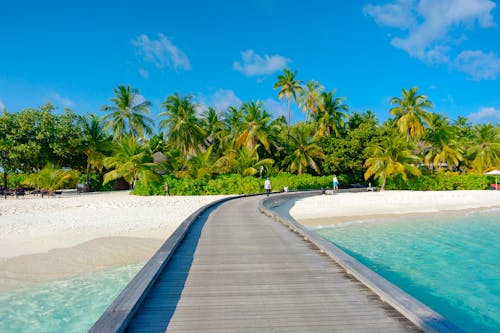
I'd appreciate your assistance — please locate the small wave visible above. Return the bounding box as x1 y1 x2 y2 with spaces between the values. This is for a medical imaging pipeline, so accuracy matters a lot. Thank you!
309 218 387 230
465 207 500 216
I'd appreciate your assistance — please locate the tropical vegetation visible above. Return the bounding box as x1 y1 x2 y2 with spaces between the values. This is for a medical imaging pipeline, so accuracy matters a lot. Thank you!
0 69 499 195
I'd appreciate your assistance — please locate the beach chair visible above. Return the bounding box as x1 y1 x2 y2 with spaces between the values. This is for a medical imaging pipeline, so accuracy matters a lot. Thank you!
15 188 25 198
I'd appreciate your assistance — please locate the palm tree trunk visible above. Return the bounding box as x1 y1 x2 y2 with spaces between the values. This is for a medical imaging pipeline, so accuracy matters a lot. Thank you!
287 98 291 134
3 172 7 199
86 162 91 192
381 176 387 191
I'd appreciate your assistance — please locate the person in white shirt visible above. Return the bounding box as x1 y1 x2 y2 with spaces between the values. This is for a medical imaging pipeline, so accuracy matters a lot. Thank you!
264 178 271 197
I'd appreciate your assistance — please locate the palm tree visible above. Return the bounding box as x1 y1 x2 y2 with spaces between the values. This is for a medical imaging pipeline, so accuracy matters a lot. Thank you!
348 110 377 130
236 101 273 152
282 123 325 174
265 115 289 163
101 85 154 140
80 114 112 191
224 106 244 136
159 94 206 156
390 87 433 141
23 163 80 194
149 134 167 154
423 113 463 170
297 80 324 122
453 116 473 141
179 145 218 179
274 69 303 131
314 90 348 138
216 144 274 176
201 107 225 149
269 115 288 138
454 116 470 130
103 135 159 188
364 136 421 190
467 124 500 172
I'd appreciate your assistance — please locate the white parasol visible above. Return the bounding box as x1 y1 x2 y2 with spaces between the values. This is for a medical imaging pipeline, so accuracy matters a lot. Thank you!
484 169 500 190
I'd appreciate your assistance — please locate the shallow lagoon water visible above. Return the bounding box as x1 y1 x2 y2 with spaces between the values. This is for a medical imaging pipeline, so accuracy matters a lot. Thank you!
315 210 500 333
0 264 142 333
1 210 498 332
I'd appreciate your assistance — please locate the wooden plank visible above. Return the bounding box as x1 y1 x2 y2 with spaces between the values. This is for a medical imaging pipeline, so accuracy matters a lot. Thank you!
88 195 242 333
122 195 423 333
259 192 466 333
91 191 462 332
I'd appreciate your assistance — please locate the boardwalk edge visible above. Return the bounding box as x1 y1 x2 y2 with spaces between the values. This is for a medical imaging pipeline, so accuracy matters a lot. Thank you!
88 194 242 333
259 191 465 333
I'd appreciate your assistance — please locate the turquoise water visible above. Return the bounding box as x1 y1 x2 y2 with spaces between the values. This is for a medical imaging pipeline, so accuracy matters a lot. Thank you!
315 210 500 333
0 264 142 333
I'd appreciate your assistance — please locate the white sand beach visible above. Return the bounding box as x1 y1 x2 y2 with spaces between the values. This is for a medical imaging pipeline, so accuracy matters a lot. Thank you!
1 190 499 292
289 190 500 227
0 191 229 291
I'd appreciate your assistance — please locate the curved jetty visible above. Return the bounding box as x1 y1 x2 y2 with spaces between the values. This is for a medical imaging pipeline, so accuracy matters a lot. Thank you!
90 192 464 333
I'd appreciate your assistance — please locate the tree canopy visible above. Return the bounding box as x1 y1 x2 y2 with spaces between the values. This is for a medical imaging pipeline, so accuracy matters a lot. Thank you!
1 77 498 193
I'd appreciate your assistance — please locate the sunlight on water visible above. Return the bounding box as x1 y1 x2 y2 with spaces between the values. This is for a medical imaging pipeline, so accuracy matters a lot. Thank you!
0 264 142 333
316 210 500 333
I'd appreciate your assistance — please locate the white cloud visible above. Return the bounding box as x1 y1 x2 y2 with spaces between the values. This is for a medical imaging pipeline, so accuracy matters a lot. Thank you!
138 68 150 79
363 0 416 29
454 50 500 80
193 103 205 116
0 99 5 111
211 89 243 111
468 107 500 124
419 45 450 63
132 94 146 106
233 50 290 76
364 0 496 65
263 98 287 118
197 89 243 112
47 93 74 107
132 33 191 70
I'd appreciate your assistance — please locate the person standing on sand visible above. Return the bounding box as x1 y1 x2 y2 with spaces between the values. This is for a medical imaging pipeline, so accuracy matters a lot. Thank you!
165 182 170 196
333 175 339 192
264 178 271 197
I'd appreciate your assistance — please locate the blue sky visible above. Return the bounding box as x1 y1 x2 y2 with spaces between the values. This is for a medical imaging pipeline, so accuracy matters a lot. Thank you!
1 0 499 127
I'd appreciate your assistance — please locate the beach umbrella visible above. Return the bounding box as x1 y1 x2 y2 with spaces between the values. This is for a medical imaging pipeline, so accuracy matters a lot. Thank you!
484 169 500 190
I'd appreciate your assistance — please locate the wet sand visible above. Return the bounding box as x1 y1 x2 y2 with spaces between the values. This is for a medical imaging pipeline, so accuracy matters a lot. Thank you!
0 191 230 292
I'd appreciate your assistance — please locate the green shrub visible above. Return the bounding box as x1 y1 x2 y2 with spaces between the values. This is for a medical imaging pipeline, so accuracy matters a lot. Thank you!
271 173 332 191
132 173 337 196
78 173 113 192
130 170 494 195
22 164 80 191
3 173 27 188
205 175 261 194
385 171 491 190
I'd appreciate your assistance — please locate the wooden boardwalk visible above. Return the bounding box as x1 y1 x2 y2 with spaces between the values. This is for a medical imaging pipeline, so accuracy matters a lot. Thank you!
122 195 420 333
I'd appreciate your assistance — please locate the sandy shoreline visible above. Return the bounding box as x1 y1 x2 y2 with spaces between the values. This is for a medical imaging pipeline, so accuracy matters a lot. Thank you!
0 191 230 292
1 190 499 293
0 191 230 258
288 190 500 227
